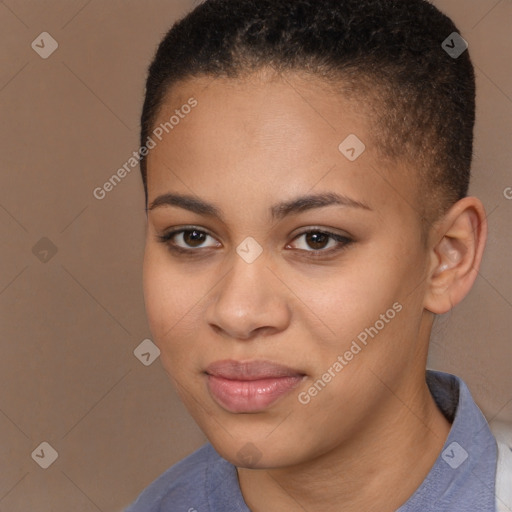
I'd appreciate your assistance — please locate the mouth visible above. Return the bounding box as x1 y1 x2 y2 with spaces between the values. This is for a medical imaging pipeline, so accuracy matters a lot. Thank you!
204 359 307 413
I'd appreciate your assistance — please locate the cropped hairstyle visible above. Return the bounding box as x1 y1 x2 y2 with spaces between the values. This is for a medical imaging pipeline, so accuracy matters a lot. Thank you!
140 0 475 224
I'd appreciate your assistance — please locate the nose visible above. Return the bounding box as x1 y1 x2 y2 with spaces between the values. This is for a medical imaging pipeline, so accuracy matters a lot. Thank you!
204 250 291 340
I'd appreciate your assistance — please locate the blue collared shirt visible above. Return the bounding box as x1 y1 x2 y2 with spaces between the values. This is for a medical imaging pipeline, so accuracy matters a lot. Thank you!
125 370 498 511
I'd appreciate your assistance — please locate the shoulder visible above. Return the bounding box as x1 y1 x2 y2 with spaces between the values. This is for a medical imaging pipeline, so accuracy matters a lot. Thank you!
124 443 215 512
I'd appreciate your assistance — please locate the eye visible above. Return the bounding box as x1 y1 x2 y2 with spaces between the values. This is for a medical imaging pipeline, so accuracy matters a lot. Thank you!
156 226 353 258
157 227 220 253
287 229 352 255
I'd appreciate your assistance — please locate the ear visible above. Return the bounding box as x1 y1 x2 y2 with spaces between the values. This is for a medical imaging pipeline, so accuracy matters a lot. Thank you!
424 196 488 314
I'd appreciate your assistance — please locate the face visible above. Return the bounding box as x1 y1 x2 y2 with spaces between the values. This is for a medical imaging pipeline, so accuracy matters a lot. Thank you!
143 70 433 469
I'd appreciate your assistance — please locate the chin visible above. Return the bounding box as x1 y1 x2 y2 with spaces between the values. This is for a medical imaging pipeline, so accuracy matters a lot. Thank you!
210 433 307 470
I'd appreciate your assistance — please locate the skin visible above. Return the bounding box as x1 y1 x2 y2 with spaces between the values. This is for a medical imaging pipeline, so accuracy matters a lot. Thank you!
142 69 487 512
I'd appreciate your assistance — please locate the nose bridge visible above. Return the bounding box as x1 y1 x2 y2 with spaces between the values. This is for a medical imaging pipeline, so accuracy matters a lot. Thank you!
206 246 289 338
227 254 264 303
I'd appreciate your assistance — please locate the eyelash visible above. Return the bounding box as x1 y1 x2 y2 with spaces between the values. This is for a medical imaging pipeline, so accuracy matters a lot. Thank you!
156 226 353 259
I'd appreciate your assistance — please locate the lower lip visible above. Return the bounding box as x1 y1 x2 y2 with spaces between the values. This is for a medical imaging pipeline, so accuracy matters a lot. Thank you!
206 374 304 413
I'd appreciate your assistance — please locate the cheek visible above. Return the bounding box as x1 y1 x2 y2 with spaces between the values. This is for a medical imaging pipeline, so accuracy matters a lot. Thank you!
296 254 401 338
304 243 425 365
143 264 194 381
142 247 196 347
143 252 170 337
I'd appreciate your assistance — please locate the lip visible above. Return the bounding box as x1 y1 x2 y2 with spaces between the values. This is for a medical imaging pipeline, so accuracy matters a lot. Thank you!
205 359 306 413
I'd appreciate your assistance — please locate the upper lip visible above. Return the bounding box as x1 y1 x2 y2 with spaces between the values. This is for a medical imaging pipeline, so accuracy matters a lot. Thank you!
205 359 306 381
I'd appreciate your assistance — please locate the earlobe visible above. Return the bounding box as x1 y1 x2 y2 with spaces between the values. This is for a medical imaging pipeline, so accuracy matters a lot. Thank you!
424 197 487 315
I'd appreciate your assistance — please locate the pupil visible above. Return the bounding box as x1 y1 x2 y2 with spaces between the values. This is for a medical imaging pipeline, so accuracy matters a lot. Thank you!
307 232 328 250
185 230 205 247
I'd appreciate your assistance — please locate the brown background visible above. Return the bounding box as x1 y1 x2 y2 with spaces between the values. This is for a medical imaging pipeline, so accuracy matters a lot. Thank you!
0 1 510 510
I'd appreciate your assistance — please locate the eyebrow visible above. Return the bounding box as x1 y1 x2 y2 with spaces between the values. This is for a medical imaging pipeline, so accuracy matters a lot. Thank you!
147 191 371 221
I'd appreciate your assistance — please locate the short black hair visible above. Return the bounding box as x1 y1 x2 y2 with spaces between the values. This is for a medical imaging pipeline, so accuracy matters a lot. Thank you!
140 0 475 224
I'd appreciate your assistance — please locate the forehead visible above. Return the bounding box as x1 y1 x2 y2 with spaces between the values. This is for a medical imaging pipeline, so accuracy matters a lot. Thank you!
154 72 352 161
146 72 420 223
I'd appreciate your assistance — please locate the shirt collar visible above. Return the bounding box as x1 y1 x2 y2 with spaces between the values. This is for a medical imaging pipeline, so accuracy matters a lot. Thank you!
397 370 497 511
